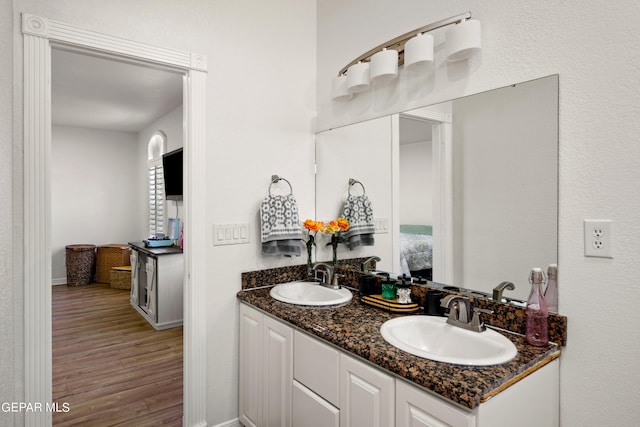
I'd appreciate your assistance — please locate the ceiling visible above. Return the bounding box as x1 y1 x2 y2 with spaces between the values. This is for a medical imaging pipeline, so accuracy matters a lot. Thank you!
399 115 432 145
51 48 184 133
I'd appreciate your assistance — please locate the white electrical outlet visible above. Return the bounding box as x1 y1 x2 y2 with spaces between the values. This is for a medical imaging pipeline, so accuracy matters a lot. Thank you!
584 219 613 258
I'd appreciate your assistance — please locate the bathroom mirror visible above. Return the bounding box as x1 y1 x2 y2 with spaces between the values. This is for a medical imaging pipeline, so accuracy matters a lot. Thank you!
316 75 558 303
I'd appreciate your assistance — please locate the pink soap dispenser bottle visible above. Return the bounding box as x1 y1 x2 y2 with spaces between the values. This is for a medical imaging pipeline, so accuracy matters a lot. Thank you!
526 267 549 346
544 264 558 313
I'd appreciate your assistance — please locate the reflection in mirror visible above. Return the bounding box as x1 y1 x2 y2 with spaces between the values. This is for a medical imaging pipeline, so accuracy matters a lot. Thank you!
316 75 558 304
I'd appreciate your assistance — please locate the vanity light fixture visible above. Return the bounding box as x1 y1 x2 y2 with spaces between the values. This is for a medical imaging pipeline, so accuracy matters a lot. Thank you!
332 11 481 101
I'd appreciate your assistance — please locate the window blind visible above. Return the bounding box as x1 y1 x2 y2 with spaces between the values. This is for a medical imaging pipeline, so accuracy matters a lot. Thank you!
149 164 165 236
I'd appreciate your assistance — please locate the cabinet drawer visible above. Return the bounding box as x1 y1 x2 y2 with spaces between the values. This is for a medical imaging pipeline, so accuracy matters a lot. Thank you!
396 380 475 427
294 330 340 407
292 380 339 427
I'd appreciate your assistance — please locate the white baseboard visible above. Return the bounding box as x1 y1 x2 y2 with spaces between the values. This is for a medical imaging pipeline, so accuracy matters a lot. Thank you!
52 278 66 285
211 418 242 427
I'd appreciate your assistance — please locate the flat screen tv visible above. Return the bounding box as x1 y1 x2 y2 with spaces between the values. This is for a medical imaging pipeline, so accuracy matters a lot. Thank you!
162 147 183 200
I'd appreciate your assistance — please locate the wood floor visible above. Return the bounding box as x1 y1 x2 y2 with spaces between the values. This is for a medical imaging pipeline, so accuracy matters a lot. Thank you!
52 284 183 426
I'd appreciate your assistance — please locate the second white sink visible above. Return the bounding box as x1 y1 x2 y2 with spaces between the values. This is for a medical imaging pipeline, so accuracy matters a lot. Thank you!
380 315 517 366
270 280 353 306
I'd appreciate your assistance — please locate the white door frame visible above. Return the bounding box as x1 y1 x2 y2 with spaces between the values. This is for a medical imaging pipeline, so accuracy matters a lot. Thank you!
21 14 208 426
394 110 453 284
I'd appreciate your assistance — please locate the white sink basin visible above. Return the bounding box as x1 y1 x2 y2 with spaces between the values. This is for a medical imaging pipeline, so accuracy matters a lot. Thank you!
270 281 353 306
380 316 517 366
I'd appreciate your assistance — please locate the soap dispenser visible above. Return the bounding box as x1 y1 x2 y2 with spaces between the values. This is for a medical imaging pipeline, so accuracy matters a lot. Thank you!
525 268 549 346
396 275 412 304
381 274 397 300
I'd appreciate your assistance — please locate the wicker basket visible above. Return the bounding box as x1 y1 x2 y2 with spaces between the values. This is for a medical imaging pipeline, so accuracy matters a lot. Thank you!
65 244 96 286
96 244 131 283
110 265 132 290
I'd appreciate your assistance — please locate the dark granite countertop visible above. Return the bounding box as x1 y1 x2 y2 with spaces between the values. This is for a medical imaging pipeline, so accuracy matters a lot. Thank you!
237 286 561 410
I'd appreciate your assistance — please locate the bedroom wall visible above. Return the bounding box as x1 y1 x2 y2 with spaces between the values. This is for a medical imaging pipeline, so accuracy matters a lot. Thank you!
51 126 140 284
399 140 432 225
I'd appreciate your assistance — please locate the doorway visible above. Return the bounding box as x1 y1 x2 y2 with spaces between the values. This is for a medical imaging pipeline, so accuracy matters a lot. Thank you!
22 14 208 425
51 47 184 424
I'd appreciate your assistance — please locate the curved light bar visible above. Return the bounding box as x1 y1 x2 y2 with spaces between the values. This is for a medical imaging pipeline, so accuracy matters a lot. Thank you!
333 11 481 100
337 12 473 76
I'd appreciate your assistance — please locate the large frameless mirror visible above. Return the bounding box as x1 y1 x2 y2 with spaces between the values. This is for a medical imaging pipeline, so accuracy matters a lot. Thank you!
316 75 558 303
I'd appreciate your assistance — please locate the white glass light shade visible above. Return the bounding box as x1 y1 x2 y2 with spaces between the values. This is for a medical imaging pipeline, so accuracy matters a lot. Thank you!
404 33 434 68
445 19 481 62
370 48 398 83
346 62 370 93
331 75 352 101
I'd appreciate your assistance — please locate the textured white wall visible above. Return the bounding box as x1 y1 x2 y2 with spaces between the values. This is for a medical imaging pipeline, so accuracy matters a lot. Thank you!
318 0 640 425
0 0 14 413
204 2 316 423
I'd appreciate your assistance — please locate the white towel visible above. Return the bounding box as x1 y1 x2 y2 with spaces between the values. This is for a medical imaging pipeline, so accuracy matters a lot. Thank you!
260 194 302 256
341 194 375 249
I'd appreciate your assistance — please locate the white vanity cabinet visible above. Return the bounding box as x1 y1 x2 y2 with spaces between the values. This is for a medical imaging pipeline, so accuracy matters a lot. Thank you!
239 303 293 427
340 353 395 427
238 302 559 427
129 242 183 330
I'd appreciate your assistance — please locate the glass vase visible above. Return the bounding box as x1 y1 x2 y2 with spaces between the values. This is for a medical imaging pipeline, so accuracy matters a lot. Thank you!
331 235 339 267
306 240 314 280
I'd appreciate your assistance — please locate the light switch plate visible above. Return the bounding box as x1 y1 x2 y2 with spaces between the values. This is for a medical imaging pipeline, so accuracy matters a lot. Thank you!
213 223 250 246
374 218 389 234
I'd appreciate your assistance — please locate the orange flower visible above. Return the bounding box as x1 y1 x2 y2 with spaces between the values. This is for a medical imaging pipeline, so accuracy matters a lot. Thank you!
326 221 340 234
303 219 325 233
325 218 349 234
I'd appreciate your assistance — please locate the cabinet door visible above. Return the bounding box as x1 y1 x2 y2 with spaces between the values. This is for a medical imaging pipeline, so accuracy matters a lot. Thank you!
144 257 157 320
294 330 340 407
239 304 263 427
130 250 138 304
263 315 293 427
396 380 475 427
340 353 395 427
292 380 339 427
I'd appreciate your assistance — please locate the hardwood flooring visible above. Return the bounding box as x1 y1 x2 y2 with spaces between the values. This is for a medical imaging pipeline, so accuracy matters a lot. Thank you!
52 284 183 426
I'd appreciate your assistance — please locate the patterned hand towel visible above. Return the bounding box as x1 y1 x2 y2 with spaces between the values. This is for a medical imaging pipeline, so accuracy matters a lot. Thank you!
341 194 375 250
260 194 302 256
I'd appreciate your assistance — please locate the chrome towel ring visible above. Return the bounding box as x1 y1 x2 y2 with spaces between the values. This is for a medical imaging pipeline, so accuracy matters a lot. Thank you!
269 175 293 195
348 178 366 196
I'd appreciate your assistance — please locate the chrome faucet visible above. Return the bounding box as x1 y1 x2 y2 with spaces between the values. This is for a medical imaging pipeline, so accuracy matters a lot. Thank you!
313 263 341 290
440 295 493 333
361 256 381 274
492 281 515 302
